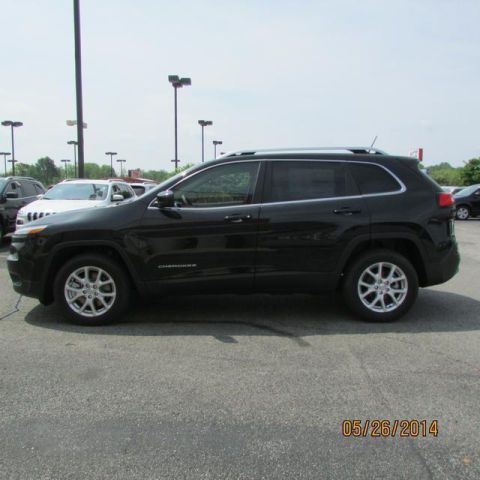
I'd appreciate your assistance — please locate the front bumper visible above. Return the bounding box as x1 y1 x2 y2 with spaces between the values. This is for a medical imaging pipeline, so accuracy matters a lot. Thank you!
7 239 47 303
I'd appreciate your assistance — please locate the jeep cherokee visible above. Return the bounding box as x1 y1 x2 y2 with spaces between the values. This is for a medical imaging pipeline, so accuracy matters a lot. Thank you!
7 147 459 325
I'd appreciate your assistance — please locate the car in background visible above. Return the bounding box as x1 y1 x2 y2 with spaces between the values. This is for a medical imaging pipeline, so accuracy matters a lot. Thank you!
0 176 46 242
15 179 136 228
130 182 157 197
453 184 480 220
443 186 464 195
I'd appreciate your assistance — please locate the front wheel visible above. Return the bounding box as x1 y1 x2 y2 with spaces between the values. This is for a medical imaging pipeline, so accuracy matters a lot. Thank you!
54 254 131 326
455 206 470 220
342 249 418 322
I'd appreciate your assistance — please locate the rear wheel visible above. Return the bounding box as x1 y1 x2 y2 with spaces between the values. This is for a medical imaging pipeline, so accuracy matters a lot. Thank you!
342 249 418 322
455 206 470 220
54 254 131 326
0 222 4 244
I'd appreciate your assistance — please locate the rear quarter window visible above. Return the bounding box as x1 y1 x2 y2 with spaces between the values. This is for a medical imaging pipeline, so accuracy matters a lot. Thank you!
349 163 402 194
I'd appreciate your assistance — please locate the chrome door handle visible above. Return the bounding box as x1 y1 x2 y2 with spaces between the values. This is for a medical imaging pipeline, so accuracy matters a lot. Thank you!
224 214 252 223
333 208 361 216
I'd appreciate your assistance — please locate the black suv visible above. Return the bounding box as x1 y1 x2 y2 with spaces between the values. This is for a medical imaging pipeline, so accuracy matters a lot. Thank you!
453 184 480 220
0 176 45 242
7 147 459 325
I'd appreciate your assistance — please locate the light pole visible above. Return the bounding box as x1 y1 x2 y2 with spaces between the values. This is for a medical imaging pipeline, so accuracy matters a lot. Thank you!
0 152 10 175
73 0 85 178
67 140 78 177
213 140 223 159
61 159 71 179
116 159 126 177
105 151 117 177
168 75 191 171
1 120 23 176
198 120 213 163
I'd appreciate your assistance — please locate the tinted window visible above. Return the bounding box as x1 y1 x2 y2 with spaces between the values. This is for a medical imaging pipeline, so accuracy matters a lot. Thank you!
115 183 134 199
20 181 37 197
266 161 355 202
4 181 19 195
349 163 401 194
174 162 260 207
132 185 146 196
34 183 45 194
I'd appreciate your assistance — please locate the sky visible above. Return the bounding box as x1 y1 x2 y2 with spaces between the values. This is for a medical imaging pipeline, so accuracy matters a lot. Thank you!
1 0 480 171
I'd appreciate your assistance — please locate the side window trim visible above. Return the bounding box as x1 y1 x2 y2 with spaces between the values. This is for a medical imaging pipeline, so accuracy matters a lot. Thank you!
147 159 405 209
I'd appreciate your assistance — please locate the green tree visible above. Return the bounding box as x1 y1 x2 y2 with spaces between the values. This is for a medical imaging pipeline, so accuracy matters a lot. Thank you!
36 157 60 185
84 163 117 179
462 158 480 185
427 162 465 186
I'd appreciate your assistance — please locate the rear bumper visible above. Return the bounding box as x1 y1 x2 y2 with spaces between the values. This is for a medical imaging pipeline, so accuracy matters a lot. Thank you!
423 243 460 287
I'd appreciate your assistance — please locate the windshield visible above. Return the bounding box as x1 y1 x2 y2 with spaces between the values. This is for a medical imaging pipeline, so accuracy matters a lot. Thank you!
44 183 109 200
0 179 6 192
455 184 480 196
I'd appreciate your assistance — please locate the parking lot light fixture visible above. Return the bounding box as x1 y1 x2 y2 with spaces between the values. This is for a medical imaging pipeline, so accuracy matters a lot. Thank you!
61 159 71 179
198 120 213 163
67 140 78 177
1 120 23 176
116 159 126 177
213 140 223 159
105 151 118 177
168 75 192 171
0 152 11 175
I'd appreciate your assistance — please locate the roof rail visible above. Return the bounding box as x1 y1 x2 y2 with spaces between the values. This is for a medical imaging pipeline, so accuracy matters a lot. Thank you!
3 176 37 181
221 146 388 157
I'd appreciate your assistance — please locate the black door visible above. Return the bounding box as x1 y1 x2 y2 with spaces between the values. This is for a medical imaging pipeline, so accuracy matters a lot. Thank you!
470 188 480 215
3 181 28 232
137 161 263 293
255 160 370 292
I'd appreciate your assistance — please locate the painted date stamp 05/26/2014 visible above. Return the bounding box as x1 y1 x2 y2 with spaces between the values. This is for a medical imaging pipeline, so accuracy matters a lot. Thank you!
342 419 439 438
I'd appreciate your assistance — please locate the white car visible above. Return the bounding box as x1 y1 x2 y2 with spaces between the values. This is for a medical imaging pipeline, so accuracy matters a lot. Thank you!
16 179 136 227
129 182 157 197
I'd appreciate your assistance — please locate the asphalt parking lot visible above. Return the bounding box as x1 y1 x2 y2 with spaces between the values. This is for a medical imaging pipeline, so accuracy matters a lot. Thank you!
0 221 479 480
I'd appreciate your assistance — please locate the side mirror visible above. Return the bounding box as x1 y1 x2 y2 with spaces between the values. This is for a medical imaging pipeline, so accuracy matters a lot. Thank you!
5 192 18 199
156 190 174 208
37 194 44 200
112 194 124 202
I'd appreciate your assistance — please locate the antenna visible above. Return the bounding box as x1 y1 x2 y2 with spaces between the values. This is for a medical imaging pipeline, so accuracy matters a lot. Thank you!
370 135 378 149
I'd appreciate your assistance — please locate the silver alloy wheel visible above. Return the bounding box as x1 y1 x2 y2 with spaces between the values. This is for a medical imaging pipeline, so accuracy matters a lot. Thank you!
456 207 469 220
64 266 117 318
357 262 408 313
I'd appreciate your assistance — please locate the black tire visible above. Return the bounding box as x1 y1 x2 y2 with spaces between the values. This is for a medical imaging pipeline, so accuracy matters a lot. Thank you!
0 222 4 244
455 205 470 221
342 249 418 322
54 253 131 326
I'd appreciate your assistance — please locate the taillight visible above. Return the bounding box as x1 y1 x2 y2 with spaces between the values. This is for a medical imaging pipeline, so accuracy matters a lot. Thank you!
438 192 455 207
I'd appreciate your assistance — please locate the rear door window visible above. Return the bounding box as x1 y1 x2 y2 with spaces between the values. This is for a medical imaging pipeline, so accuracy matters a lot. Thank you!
33 183 45 194
20 181 37 198
264 161 357 203
348 163 402 194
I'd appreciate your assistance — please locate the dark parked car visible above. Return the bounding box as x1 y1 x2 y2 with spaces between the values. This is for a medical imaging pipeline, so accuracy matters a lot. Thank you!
7 147 459 325
453 184 480 220
0 176 45 242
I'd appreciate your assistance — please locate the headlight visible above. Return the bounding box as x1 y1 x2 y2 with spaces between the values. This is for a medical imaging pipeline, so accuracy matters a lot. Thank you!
15 225 48 236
